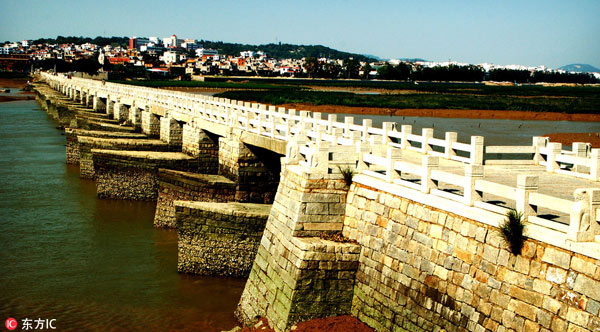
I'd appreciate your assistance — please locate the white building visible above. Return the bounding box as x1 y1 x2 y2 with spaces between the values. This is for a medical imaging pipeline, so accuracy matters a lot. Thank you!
196 48 218 57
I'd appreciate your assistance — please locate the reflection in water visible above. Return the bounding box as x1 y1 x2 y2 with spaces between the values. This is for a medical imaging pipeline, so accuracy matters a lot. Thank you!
0 100 244 331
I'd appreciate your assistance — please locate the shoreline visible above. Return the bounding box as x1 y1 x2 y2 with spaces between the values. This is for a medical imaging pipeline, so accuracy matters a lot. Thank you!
0 77 30 89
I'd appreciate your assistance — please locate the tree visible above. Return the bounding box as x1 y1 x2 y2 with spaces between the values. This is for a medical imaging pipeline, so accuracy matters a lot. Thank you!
304 57 319 78
342 58 360 79
361 63 372 79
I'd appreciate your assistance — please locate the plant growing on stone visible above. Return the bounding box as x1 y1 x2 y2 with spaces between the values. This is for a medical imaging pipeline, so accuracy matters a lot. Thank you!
498 209 526 255
338 166 355 187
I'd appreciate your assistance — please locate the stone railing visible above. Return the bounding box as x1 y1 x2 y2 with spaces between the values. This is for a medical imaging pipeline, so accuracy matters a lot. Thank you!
41 73 600 253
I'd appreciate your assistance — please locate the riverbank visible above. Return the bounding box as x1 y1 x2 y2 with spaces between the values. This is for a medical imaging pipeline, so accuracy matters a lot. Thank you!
276 103 600 122
229 315 374 332
543 132 600 147
0 77 30 89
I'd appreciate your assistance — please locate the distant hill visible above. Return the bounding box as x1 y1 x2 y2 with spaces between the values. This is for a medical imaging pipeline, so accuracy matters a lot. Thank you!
558 63 600 73
362 54 383 61
200 41 375 61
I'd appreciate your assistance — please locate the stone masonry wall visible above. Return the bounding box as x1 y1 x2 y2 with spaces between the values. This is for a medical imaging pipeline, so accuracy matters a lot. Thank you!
160 117 183 148
92 150 198 200
141 111 160 137
78 137 169 179
218 136 279 203
154 169 236 228
236 166 360 332
176 201 271 277
182 124 219 174
64 128 148 165
343 182 600 332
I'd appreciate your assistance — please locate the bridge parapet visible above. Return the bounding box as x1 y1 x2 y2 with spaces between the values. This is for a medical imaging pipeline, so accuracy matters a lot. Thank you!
41 72 600 248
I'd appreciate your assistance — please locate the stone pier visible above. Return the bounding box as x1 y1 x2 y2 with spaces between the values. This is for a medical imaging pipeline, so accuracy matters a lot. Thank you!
154 169 236 228
65 128 147 164
176 201 271 277
78 137 170 178
236 165 360 331
93 150 199 200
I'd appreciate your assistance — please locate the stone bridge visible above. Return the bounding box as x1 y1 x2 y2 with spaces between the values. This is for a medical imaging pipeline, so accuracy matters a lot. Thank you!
38 73 600 332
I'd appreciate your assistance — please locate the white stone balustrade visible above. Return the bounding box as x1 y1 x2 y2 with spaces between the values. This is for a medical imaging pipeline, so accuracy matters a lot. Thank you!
42 73 600 249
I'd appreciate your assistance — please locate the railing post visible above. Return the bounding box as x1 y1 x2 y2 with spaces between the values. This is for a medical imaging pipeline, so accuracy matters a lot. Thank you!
315 141 330 174
532 136 548 165
382 122 394 146
362 119 372 142
470 136 484 165
591 149 600 181
357 141 371 172
516 175 538 219
421 155 439 193
328 114 337 134
344 117 354 139
422 128 433 154
386 146 402 183
464 165 484 206
572 142 588 173
445 132 458 160
332 128 343 145
313 112 321 129
546 142 562 173
401 125 412 149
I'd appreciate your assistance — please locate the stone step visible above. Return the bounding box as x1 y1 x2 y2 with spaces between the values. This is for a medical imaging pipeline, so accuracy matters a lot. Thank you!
154 169 236 228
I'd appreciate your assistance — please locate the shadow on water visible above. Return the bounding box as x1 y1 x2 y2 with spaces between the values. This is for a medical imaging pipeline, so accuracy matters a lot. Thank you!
0 100 245 331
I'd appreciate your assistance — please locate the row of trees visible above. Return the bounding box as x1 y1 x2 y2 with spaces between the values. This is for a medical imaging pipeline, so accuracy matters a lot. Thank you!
31 36 129 48
374 62 598 84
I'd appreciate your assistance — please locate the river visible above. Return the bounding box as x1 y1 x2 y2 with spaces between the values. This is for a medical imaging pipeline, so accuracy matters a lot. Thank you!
0 98 245 332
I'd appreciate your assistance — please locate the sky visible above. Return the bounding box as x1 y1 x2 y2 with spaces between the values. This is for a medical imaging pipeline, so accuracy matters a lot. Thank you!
1 0 599 69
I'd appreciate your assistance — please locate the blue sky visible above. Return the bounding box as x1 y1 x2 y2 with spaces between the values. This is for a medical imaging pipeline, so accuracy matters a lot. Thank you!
1 0 598 68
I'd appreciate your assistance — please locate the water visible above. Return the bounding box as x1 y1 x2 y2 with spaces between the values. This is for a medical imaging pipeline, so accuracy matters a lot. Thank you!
0 98 245 332
348 113 600 146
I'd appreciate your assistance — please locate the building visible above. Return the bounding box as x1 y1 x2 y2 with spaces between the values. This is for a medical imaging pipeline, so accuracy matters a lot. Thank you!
129 37 151 50
163 35 182 48
195 48 218 57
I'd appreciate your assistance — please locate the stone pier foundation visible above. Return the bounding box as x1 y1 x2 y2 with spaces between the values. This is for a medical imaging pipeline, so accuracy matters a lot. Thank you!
218 136 279 203
154 169 236 228
182 124 219 174
92 150 198 200
176 201 271 277
160 117 183 148
236 165 359 331
142 111 160 137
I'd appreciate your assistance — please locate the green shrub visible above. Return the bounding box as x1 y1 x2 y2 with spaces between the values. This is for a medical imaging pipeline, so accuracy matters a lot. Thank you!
338 166 355 187
498 209 526 255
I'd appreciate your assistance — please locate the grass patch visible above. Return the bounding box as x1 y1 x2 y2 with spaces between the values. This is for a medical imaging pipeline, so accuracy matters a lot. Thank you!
498 210 526 255
338 166 355 187
208 77 600 97
215 89 600 114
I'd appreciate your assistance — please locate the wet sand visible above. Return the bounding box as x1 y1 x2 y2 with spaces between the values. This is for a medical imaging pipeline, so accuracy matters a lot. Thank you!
235 315 374 332
543 132 600 148
0 95 35 102
0 78 29 89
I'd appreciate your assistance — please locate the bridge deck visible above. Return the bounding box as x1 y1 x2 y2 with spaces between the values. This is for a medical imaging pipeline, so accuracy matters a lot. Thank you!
397 149 600 223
